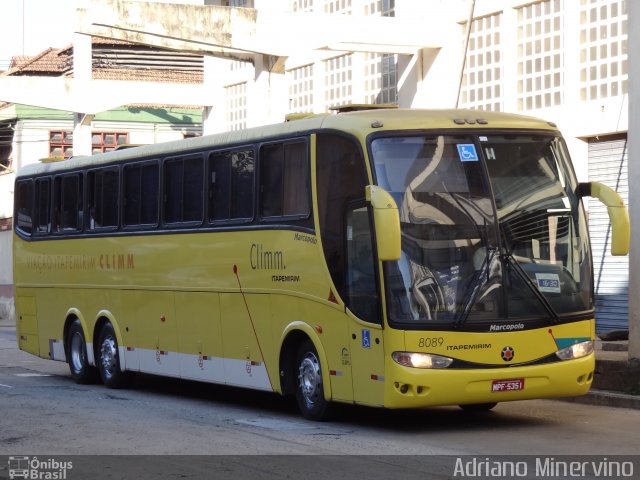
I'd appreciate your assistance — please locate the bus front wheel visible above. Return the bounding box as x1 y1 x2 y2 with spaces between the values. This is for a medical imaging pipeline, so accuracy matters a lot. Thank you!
295 340 331 421
67 319 98 384
459 402 498 412
97 323 130 389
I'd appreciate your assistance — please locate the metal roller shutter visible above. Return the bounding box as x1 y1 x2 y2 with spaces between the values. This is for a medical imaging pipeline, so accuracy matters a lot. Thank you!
587 134 629 333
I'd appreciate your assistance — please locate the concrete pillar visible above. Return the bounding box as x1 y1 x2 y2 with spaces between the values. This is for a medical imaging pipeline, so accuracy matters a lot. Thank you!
351 52 365 104
313 57 326 113
628 0 639 361
72 33 93 156
73 113 94 157
501 6 518 113
396 53 420 108
251 54 287 126
404 1 461 108
202 55 227 135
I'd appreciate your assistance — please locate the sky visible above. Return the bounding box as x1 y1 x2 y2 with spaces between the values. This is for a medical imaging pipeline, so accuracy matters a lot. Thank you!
0 0 76 70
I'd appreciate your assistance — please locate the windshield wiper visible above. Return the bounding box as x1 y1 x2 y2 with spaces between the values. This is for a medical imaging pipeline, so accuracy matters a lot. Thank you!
453 247 561 327
454 246 498 328
503 252 560 323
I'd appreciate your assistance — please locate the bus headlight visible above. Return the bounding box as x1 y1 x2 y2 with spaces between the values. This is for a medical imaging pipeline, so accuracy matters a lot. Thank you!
555 340 594 360
392 351 453 369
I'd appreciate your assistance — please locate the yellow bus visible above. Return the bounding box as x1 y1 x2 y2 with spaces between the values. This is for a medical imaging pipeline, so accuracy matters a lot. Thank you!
13 107 629 420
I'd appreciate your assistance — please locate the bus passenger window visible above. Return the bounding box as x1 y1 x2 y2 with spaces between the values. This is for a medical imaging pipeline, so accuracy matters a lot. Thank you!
34 178 51 234
182 157 204 222
87 169 119 230
259 141 309 218
208 149 254 222
123 162 159 227
15 180 34 235
163 155 204 225
53 174 83 232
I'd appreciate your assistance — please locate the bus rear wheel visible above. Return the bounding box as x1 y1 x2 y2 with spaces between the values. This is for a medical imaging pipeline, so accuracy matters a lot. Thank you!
295 340 331 421
97 323 131 389
67 319 98 384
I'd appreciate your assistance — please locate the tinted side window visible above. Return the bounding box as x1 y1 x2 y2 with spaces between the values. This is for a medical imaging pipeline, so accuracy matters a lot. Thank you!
87 168 119 230
345 205 380 324
35 178 51 234
53 173 83 232
123 162 159 227
15 180 34 235
260 141 309 218
316 133 369 302
164 155 204 224
208 149 255 222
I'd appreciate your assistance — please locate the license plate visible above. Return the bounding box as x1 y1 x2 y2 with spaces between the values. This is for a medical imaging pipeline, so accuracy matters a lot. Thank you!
491 378 525 392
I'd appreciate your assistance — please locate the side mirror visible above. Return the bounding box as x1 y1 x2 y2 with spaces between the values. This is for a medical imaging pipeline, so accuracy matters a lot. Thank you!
578 181 630 256
366 185 401 261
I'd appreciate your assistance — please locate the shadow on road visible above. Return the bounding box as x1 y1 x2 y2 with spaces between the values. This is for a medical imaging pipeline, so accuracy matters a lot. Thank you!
127 372 552 432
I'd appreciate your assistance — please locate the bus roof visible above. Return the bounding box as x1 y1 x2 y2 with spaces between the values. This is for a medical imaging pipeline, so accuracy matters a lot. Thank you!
16 108 559 178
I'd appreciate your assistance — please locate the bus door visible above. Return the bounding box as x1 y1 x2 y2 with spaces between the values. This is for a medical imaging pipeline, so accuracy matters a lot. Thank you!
344 203 385 406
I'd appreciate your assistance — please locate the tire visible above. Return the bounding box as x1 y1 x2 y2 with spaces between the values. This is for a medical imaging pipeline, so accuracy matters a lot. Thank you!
459 402 498 412
295 340 331 421
97 323 131 389
66 319 98 384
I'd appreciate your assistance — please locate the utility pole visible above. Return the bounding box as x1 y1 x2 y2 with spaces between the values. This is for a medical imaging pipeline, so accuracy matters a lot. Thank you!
627 0 639 361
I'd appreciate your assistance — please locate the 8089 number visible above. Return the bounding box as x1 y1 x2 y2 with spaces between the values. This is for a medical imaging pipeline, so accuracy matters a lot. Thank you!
418 337 445 348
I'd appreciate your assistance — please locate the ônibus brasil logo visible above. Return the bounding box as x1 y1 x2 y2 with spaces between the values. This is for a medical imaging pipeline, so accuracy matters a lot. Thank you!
8 456 73 479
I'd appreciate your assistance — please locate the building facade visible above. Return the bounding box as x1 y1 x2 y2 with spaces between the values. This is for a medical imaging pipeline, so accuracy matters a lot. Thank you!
201 0 630 332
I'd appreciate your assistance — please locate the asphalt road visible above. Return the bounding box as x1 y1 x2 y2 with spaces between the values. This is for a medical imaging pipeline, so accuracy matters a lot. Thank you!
1 325 638 479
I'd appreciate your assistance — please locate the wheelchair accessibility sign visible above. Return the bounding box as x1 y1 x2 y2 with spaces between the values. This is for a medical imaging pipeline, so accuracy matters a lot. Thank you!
362 329 371 349
457 144 478 162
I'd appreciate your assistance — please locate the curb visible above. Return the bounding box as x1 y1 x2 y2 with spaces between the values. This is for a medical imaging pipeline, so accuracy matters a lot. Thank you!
559 389 640 410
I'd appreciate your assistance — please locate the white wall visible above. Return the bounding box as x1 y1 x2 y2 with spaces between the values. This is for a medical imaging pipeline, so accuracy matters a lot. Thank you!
0 172 15 317
0 230 12 286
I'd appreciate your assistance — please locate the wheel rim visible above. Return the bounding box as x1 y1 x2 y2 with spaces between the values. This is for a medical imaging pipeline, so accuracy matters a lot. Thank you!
100 335 118 380
70 331 86 373
298 352 322 408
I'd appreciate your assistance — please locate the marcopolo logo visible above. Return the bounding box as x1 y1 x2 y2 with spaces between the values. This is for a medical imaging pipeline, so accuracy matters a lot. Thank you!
489 323 525 332
8 456 73 479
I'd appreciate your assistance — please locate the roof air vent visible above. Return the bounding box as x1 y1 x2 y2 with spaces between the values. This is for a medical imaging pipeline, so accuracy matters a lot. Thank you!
330 103 398 113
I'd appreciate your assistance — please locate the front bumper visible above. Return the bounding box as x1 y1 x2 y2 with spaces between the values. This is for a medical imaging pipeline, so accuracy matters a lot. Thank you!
383 353 595 408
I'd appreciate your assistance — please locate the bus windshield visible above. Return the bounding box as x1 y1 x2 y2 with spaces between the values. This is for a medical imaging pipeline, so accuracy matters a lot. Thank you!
372 133 593 329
